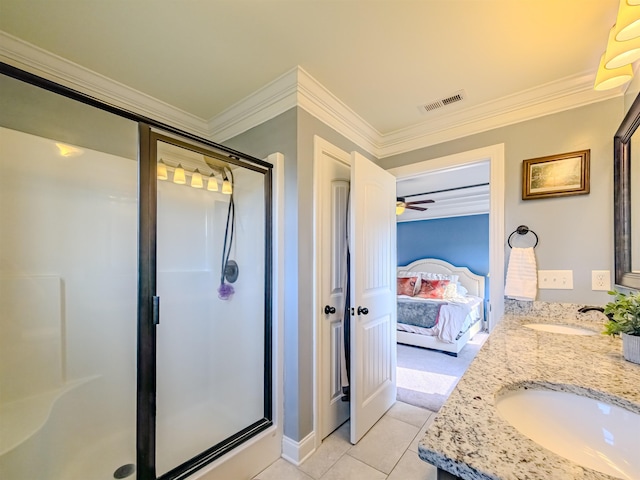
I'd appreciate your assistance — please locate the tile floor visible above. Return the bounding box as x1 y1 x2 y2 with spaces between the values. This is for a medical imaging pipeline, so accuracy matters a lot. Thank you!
253 402 437 480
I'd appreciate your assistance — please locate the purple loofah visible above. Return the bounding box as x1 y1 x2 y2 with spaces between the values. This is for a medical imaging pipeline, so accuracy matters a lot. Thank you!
218 282 235 300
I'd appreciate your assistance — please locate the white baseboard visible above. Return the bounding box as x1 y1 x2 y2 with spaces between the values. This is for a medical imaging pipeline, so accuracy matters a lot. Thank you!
281 431 316 466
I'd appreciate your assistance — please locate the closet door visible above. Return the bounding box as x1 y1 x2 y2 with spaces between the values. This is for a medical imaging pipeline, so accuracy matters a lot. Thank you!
349 152 397 444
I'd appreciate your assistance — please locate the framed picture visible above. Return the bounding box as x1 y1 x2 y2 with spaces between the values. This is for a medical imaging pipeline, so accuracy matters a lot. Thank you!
522 149 590 200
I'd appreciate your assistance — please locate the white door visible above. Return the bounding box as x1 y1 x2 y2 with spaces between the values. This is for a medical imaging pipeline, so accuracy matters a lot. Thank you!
349 151 397 444
317 139 351 439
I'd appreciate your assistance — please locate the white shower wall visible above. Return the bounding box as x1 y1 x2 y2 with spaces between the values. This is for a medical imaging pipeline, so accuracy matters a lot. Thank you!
0 126 138 478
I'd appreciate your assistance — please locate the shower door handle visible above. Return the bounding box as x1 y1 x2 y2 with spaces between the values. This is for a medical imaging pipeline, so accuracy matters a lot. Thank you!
152 296 160 325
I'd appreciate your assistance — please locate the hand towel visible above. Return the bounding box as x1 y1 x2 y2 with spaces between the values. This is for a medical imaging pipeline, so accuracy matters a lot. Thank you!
504 247 537 301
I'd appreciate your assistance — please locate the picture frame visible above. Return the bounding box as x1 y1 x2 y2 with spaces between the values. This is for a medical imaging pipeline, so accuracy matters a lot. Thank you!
522 149 590 200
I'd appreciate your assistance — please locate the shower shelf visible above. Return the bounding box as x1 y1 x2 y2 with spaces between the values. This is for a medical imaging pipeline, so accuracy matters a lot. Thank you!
0 376 97 456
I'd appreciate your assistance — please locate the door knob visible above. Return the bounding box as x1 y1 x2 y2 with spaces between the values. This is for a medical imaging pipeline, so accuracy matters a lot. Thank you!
324 305 336 314
357 306 369 315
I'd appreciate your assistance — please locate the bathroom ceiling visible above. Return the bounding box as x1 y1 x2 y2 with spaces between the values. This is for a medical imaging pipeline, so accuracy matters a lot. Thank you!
0 0 620 141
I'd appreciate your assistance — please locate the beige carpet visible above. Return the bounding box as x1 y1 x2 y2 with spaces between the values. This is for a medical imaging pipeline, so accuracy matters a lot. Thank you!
396 332 488 412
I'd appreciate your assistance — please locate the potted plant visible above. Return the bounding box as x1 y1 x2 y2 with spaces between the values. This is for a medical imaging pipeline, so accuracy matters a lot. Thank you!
603 290 640 364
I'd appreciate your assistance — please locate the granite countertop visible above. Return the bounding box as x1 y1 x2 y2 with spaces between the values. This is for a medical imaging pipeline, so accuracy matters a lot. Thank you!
418 306 640 480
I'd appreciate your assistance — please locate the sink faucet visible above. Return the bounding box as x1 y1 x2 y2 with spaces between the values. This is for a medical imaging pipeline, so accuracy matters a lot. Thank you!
578 306 604 313
578 306 613 320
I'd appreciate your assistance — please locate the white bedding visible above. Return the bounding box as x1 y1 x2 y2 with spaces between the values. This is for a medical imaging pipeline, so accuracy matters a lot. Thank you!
397 295 483 343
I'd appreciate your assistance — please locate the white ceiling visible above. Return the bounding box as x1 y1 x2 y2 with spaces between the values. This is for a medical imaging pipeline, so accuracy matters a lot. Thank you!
0 0 625 221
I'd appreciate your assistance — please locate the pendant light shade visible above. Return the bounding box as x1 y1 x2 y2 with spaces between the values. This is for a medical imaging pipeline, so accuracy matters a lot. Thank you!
605 24 640 68
191 169 203 188
395 202 405 216
173 164 186 184
595 53 634 90
157 160 168 180
615 0 640 41
207 174 219 191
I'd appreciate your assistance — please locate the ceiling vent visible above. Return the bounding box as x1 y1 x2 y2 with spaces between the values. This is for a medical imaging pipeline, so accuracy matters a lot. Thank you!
419 90 466 114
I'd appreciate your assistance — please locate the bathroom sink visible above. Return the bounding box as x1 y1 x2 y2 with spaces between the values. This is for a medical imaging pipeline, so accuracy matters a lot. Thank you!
496 388 640 479
523 323 596 335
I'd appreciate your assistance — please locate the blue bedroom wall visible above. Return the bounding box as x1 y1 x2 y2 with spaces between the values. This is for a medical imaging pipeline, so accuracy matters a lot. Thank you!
397 214 490 297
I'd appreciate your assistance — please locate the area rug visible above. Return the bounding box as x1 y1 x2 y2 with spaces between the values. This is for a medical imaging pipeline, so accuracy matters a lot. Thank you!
396 332 488 412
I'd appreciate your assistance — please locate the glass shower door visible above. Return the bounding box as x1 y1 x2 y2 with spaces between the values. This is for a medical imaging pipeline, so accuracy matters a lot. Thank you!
152 135 271 477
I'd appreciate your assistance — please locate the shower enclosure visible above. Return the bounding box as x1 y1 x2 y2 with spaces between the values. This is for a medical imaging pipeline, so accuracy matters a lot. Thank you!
0 66 273 480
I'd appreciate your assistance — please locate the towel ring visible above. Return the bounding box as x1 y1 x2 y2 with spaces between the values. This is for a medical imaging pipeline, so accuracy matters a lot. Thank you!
507 225 538 248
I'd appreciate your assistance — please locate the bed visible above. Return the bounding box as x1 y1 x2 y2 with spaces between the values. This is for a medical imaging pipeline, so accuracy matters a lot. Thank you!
396 258 485 356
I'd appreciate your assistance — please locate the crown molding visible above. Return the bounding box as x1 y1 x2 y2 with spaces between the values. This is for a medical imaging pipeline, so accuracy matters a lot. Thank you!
378 72 623 158
294 66 381 156
0 30 622 160
208 66 382 156
0 31 210 138
207 67 299 143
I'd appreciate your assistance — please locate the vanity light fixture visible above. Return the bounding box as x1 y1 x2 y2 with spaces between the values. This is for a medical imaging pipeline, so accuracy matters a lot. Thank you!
191 169 203 188
173 164 186 184
157 159 168 180
615 0 640 41
594 53 634 90
604 24 640 69
207 174 219 191
594 1 640 90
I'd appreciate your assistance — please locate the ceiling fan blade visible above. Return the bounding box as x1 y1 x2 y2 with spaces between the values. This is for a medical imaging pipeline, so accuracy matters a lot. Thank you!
407 199 435 205
406 205 428 211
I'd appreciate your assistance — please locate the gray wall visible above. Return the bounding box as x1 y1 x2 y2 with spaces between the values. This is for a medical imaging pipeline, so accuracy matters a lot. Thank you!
223 108 368 442
379 98 625 305
223 96 629 443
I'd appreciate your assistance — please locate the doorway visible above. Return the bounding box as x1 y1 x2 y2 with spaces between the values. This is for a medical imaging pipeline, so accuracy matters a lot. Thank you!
313 137 397 449
388 144 505 330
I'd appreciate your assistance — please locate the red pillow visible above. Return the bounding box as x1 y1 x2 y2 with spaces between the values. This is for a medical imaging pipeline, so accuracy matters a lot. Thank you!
416 279 450 299
397 277 419 296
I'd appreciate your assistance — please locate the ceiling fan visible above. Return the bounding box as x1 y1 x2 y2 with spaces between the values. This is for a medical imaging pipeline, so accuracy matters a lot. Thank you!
396 197 434 215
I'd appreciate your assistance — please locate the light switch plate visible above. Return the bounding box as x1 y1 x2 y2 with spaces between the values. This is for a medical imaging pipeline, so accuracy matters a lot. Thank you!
538 270 574 289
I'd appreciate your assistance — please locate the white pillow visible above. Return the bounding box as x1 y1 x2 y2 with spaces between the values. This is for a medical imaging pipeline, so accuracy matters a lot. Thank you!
421 272 459 284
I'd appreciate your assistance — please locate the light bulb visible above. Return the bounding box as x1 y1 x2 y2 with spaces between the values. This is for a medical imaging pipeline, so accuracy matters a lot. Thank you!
157 160 168 180
191 169 203 188
222 178 233 195
207 174 219 191
173 164 186 184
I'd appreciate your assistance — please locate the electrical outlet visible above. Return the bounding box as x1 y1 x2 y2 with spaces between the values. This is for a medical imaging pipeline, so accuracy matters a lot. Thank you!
538 270 574 289
592 270 611 291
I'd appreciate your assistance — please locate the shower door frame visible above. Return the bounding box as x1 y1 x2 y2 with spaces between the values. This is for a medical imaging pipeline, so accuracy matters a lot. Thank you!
141 130 274 480
0 63 275 480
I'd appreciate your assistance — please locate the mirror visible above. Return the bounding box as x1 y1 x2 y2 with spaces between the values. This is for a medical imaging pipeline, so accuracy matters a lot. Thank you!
614 92 640 290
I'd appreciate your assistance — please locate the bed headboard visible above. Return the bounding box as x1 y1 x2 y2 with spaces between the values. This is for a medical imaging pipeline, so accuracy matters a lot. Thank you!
397 258 485 298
